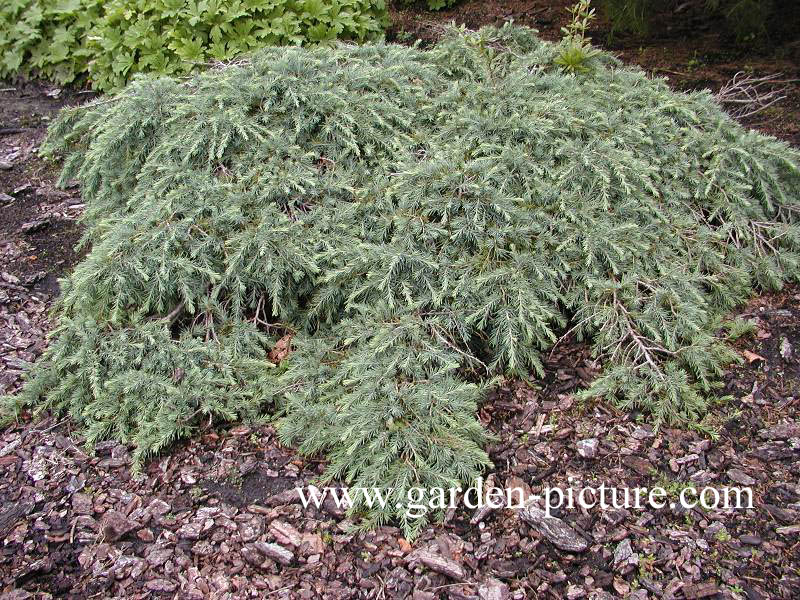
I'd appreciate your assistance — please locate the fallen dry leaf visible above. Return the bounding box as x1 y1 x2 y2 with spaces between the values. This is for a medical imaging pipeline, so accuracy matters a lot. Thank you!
742 350 766 364
268 333 294 363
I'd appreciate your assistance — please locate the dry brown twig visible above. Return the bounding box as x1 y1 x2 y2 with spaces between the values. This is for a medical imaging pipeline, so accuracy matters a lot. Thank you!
714 71 797 120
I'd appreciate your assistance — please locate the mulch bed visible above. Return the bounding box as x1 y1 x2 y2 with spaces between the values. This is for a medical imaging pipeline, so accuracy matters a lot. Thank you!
1 2 799 598
0 292 797 599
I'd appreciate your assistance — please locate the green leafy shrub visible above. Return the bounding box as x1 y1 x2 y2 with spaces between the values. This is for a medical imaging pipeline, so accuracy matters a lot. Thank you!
0 0 103 85
0 0 389 90
87 0 389 91
6 24 800 536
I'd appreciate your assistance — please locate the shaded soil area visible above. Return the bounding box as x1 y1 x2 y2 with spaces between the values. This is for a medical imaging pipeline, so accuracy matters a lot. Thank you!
0 83 89 397
1 2 799 599
0 83 89 292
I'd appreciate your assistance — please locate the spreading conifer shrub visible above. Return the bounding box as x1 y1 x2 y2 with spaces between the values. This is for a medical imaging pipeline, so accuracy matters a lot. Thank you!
0 0 388 90
5 25 800 536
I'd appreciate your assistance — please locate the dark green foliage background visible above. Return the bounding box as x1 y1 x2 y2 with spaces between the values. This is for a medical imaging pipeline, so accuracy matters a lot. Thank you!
397 0 460 11
0 0 388 91
5 25 800 536
602 0 797 42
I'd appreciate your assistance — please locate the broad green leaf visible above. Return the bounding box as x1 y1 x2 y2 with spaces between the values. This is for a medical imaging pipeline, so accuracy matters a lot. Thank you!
111 49 134 74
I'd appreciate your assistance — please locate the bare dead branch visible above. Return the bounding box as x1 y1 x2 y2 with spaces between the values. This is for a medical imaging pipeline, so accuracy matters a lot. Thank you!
714 71 797 120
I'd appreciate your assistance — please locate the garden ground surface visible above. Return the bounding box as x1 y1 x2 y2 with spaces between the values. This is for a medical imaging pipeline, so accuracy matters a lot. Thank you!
1 2 799 599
